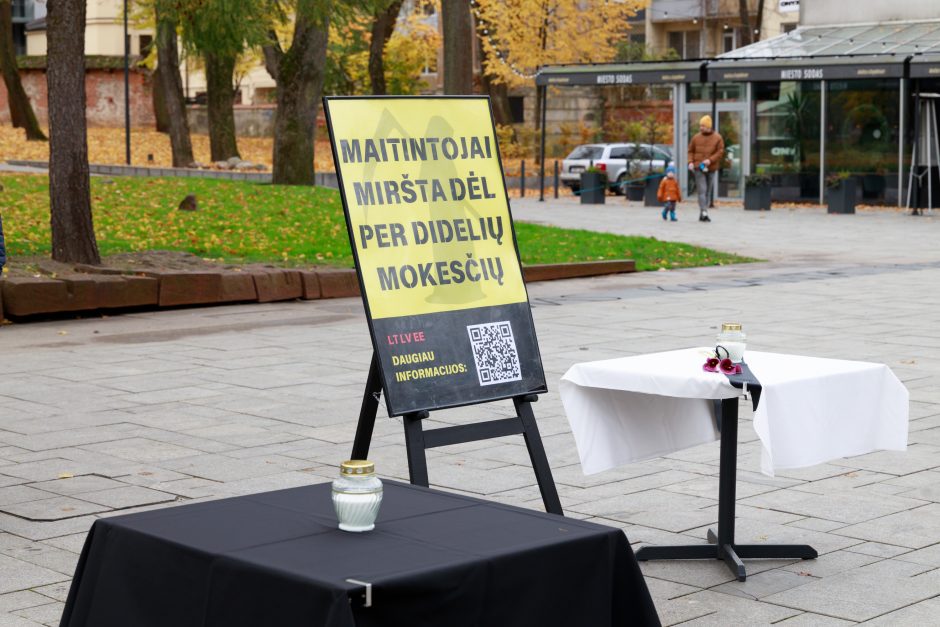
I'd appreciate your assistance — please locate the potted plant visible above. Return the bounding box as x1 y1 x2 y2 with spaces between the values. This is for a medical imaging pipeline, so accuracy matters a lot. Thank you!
826 171 856 214
580 164 607 205
744 173 772 211
619 159 645 201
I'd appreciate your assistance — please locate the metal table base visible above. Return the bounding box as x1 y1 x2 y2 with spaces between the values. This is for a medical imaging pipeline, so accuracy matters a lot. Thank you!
635 396 817 581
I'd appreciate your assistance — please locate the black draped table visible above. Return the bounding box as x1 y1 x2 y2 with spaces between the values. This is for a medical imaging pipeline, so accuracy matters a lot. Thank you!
59 480 660 627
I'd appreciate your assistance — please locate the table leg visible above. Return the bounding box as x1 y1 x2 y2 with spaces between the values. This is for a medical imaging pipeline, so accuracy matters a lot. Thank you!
635 398 817 582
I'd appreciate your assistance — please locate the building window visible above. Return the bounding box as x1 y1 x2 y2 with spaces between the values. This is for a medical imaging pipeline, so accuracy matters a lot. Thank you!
139 34 153 55
668 30 701 59
723 31 736 53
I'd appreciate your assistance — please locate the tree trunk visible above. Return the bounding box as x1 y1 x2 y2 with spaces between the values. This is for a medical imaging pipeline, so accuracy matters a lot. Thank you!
754 0 765 42
155 4 194 166
205 52 239 161
47 0 100 265
441 0 472 95
737 0 752 47
152 66 169 133
368 0 403 95
264 3 329 185
0 0 45 140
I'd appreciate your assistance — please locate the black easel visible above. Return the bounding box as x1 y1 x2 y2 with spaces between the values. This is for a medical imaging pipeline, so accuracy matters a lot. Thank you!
635 396 816 581
351 353 563 515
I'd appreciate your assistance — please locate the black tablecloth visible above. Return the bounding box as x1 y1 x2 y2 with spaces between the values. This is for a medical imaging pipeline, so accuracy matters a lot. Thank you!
59 480 659 627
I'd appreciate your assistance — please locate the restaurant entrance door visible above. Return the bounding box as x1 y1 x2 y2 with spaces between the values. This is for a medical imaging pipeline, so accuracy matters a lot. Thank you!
683 101 749 200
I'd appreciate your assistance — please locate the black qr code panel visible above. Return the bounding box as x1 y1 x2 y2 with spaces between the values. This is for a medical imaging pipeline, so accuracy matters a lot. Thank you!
467 321 522 386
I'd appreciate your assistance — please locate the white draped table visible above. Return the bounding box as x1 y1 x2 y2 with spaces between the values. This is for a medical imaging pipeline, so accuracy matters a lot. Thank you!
559 348 909 580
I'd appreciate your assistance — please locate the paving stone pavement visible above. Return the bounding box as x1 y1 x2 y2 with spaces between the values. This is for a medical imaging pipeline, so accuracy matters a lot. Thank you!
1 198 939 625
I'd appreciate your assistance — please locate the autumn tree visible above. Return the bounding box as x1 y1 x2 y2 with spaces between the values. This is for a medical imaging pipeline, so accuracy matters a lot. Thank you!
323 3 438 96
177 0 278 161
47 0 100 264
154 0 194 167
263 0 329 185
368 0 403 95
0 0 45 140
474 0 643 128
441 0 472 94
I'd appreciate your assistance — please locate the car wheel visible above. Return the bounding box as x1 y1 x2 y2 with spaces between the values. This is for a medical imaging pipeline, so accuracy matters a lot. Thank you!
614 174 627 195
568 184 581 195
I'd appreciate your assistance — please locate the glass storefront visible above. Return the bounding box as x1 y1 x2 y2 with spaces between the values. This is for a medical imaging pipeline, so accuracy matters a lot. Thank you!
751 79 904 204
683 83 748 198
826 79 900 204
752 81 822 202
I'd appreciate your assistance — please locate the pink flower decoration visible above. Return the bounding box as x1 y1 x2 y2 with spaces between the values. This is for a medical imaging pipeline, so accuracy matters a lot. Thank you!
719 358 742 375
702 357 720 372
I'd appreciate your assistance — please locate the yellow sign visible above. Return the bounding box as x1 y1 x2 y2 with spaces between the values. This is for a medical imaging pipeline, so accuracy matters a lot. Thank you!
325 98 528 320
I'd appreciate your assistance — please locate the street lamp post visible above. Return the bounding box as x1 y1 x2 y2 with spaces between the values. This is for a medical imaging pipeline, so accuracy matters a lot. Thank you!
123 0 130 165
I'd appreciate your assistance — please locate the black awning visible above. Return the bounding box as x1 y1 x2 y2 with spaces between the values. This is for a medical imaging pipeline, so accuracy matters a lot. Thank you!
910 54 940 79
707 55 905 82
536 61 706 86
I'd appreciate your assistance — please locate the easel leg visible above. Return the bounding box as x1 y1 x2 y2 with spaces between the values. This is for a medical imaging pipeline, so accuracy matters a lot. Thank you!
404 411 430 487
515 395 564 515
351 353 382 460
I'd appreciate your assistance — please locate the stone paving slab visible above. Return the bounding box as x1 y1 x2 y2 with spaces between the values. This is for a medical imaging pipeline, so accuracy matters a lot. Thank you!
1 202 939 625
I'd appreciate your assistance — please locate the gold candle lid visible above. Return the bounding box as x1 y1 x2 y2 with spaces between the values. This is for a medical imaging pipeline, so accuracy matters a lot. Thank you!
340 460 375 476
721 323 742 332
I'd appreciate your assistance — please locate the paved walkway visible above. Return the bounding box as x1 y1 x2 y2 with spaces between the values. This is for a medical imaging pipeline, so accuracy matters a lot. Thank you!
2 199 940 625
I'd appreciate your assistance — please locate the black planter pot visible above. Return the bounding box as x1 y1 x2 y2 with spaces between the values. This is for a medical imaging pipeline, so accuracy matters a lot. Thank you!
644 175 665 207
861 174 885 200
827 178 857 214
626 183 645 202
579 172 606 204
744 185 771 210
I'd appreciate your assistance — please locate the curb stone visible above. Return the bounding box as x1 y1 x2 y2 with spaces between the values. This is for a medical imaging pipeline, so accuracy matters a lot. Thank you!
0 261 635 321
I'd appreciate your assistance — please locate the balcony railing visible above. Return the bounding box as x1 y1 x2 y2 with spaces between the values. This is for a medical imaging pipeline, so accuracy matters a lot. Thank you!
651 0 757 22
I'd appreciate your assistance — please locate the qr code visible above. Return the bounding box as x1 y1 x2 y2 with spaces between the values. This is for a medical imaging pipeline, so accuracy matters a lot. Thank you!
467 321 522 386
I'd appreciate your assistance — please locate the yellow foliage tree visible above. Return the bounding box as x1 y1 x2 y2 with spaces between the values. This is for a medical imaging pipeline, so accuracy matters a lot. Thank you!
324 4 440 95
473 0 645 88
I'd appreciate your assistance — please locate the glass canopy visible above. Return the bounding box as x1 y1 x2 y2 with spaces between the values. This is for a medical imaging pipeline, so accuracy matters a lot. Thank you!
719 21 940 59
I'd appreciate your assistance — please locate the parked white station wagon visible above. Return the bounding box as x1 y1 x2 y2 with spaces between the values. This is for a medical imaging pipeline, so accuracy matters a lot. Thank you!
560 143 672 194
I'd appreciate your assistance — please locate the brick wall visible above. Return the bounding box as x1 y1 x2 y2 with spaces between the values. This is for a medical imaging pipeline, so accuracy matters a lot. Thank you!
0 67 155 128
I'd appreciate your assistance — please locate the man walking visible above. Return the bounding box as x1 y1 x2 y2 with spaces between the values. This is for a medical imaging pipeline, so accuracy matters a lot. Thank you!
687 115 724 222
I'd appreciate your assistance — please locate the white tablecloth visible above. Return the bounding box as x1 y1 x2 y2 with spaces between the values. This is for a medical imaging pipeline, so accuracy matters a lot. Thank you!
560 348 909 476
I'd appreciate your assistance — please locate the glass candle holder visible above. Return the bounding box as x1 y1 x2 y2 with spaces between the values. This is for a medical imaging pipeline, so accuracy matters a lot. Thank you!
331 460 383 533
716 323 746 363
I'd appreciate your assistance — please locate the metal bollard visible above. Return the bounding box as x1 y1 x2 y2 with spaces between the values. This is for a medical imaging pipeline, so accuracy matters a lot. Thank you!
553 160 559 198
520 160 526 198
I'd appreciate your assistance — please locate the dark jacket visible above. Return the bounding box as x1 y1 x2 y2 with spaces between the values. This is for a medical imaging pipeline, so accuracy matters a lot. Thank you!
0 213 5 269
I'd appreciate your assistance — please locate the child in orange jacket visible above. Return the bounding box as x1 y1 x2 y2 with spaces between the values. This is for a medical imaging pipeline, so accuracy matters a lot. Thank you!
657 166 681 221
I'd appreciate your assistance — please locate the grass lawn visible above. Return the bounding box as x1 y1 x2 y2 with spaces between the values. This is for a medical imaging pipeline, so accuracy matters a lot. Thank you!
0 174 755 271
